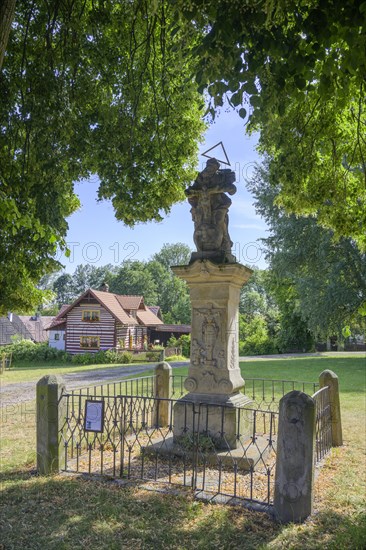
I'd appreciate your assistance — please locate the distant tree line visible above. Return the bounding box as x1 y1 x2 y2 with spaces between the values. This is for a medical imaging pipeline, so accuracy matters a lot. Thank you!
38 233 365 355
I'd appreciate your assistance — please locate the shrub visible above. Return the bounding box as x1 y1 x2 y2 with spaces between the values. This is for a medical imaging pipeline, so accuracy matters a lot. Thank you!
239 315 278 356
179 335 191 357
2 340 71 363
166 334 190 357
164 354 186 362
119 351 133 364
70 349 133 365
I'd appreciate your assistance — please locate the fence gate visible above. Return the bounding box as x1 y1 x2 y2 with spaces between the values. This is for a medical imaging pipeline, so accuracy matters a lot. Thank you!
59 392 278 507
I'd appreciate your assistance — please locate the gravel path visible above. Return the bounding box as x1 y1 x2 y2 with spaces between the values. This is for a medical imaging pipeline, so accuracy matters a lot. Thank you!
0 361 189 406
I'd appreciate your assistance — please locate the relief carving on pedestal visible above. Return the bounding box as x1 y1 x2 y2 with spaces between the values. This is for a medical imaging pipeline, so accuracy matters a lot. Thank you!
192 306 225 369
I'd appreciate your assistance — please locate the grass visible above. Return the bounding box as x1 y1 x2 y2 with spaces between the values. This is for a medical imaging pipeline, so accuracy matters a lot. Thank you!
0 355 365 549
0 360 157 386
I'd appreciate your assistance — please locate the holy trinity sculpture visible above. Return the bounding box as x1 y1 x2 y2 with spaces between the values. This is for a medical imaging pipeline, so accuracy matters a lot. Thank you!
185 158 237 263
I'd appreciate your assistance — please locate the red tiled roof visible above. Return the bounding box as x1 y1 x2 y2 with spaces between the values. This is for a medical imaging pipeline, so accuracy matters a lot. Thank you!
47 318 66 330
115 295 144 310
47 304 69 330
55 304 69 319
90 290 138 325
136 308 164 326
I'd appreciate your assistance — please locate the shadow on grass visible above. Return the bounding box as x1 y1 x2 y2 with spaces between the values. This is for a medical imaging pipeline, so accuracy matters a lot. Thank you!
0 470 365 549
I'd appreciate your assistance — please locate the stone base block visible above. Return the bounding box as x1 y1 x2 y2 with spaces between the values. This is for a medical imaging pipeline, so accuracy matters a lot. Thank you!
173 392 253 450
143 434 273 472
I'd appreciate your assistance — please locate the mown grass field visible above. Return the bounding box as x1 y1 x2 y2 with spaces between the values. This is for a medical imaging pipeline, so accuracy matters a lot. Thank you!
0 355 365 549
0 360 151 385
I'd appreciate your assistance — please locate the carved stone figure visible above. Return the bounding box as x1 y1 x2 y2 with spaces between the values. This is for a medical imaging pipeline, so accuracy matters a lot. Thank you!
185 158 237 263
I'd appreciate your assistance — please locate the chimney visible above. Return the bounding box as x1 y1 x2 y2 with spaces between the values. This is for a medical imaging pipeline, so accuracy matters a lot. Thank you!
100 282 109 292
8 312 13 323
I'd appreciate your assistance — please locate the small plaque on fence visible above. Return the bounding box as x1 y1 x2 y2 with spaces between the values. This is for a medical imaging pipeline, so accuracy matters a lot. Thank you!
84 400 104 433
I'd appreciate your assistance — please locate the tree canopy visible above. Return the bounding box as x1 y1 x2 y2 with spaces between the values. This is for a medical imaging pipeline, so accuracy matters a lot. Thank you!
248 161 366 339
1 0 365 313
171 0 366 248
0 0 205 313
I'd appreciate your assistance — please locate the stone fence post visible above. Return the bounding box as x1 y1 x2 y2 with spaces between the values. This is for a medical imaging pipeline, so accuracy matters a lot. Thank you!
319 369 343 446
154 362 172 427
37 374 66 475
274 390 316 523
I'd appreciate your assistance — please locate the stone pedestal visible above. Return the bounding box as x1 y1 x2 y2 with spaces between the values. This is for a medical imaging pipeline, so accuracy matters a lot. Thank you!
172 260 253 449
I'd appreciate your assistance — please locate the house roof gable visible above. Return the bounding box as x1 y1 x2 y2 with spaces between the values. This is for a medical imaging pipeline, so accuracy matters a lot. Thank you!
116 295 144 310
60 289 138 325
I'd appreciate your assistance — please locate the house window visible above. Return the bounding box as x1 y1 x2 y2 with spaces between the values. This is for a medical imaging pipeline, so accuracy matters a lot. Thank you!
80 336 100 349
54 334 60 341
82 310 100 322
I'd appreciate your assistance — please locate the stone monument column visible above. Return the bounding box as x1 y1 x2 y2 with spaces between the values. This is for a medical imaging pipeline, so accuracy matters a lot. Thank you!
171 158 253 450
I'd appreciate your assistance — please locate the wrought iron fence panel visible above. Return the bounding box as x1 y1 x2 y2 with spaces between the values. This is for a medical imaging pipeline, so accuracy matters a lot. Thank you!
59 394 278 506
64 375 157 401
312 386 332 463
244 378 319 412
171 375 187 398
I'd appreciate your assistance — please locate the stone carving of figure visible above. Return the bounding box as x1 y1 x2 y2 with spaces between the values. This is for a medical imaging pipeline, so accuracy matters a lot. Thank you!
185 158 237 263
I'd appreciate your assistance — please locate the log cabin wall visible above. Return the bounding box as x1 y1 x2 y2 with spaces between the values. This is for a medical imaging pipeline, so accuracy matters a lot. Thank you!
116 324 148 350
65 302 115 354
116 324 129 348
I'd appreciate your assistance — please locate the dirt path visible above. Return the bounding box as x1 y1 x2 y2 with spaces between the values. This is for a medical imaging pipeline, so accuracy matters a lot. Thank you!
0 362 189 406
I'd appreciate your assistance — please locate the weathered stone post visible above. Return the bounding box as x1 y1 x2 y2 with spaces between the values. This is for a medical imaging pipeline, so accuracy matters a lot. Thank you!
319 369 343 446
155 362 172 427
37 374 66 474
274 390 316 523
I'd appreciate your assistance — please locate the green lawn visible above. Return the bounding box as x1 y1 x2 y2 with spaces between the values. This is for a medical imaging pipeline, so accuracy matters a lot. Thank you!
0 356 365 549
0 360 151 385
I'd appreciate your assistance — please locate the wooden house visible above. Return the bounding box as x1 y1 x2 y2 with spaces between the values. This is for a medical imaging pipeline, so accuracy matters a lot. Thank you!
49 288 164 354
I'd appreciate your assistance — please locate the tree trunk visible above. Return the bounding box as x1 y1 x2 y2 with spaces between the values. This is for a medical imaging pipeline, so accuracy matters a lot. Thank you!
0 0 16 70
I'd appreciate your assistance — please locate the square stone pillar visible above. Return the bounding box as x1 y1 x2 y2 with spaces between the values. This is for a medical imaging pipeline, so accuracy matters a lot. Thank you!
172 260 253 449
37 375 66 474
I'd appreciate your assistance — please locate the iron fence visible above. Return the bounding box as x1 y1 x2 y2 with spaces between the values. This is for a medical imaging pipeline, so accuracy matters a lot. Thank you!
312 386 332 463
59 393 278 506
171 376 319 412
64 374 157 400
244 378 319 412
58 372 333 509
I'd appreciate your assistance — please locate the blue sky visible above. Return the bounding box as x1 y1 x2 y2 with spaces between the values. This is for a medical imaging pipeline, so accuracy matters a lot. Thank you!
59 109 269 272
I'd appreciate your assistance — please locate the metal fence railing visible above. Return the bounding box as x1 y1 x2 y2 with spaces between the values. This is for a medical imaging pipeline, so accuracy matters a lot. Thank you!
64 374 157 400
59 393 278 506
244 378 319 412
312 385 332 463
